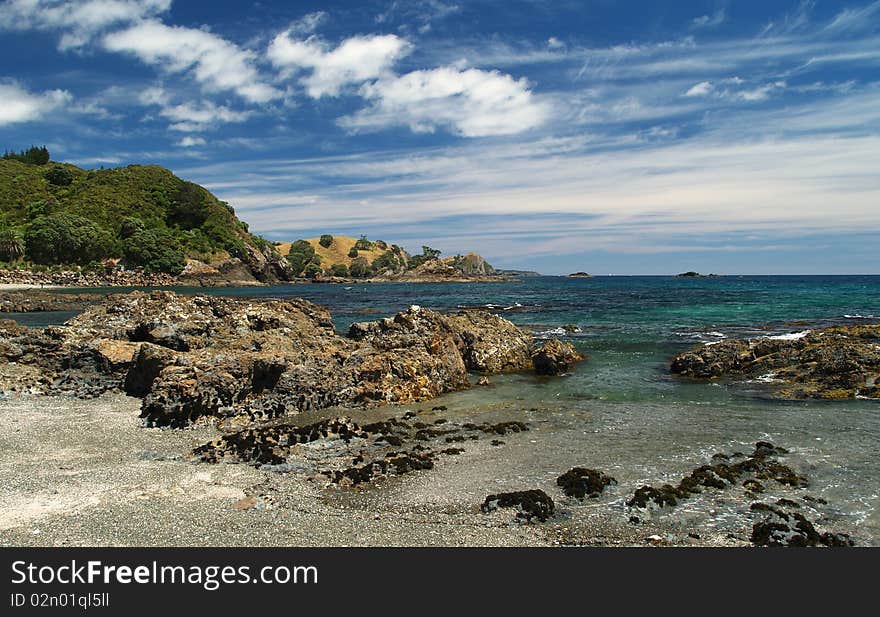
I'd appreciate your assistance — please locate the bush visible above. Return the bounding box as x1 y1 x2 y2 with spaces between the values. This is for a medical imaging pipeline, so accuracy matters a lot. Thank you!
330 263 349 277
44 165 73 186
286 239 317 276
372 250 401 273
123 229 185 274
303 263 323 279
24 213 115 265
168 181 209 229
349 256 374 278
319 234 333 248
118 216 146 239
354 234 373 250
348 247 358 258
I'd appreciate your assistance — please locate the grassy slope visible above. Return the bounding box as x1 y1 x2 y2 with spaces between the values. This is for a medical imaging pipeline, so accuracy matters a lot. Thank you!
277 236 396 269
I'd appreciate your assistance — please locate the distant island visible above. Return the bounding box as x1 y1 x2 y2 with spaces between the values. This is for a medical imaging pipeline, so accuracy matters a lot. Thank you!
676 272 721 278
0 147 511 287
568 272 592 278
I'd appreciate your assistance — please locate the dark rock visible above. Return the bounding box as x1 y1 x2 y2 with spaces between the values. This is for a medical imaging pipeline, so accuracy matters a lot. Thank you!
481 490 555 522
750 502 854 547
556 467 617 499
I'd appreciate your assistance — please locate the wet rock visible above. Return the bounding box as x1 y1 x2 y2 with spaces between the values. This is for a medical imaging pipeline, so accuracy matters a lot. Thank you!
531 339 584 375
627 441 807 510
750 502 854 547
481 489 555 522
556 467 617 499
671 324 880 400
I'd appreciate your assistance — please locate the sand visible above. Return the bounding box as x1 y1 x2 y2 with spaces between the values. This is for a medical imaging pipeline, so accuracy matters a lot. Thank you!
0 393 744 547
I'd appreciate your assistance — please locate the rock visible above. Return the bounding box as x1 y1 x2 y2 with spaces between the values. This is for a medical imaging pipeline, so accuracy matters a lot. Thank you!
627 441 807 510
556 467 617 499
750 503 854 547
477 376 491 386
0 291 576 427
671 324 880 400
531 339 584 375
481 490 555 522
441 310 535 374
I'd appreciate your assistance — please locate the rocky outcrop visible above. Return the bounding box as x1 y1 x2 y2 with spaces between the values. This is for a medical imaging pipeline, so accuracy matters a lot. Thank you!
0 291 582 427
531 339 584 375
444 310 535 373
671 324 880 399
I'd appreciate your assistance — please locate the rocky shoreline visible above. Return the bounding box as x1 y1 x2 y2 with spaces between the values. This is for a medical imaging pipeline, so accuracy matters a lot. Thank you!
671 323 880 399
0 291 582 427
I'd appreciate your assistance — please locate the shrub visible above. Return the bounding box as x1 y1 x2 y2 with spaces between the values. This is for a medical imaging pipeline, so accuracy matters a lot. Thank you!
24 213 115 265
330 263 349 277
286 239 317 276
123 229 186 274
44 165 74 186
118 216 146 239
319 234 334 248
168 181 209 229
354 234 373 250
303 263 323 278
348 247 358 258
349 256 374 278
372 250 401 273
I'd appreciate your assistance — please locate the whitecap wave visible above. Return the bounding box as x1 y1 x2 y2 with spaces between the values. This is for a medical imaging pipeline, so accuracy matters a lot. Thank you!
766 330 811 341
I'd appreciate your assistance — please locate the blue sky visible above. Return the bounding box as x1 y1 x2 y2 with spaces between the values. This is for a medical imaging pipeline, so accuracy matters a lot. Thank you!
1 0 878 274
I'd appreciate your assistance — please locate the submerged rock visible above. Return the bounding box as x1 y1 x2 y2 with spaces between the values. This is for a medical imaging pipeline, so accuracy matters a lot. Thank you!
481 489 555 522
671 324 880 399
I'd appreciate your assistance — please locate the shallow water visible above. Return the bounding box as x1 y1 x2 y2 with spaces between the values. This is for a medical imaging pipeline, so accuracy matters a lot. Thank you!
9 275 880 543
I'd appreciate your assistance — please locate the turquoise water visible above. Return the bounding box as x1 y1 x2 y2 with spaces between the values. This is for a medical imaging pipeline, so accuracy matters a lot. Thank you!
9 275 880 543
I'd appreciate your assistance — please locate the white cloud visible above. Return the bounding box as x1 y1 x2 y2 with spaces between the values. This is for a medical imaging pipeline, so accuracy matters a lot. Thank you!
103 20 280 103
825 0 880 33
158 100 251 132
177 136 206 147
340 67 550 137
691 9 727 30
268 32 410 97
0 0 171 50
684 81 713 97
0 82 72 126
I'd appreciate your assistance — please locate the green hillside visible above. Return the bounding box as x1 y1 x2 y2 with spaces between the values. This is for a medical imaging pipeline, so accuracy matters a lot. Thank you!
0 149 288 280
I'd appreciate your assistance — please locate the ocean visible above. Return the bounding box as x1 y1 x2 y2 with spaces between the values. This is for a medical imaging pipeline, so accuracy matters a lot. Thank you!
9 275 880 544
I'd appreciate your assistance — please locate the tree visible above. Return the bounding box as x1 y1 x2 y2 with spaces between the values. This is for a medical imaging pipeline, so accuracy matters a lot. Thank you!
44 165 73 186
330 263 349 277
303 263 322 278
118 217 146 239
123 229 185 274
371 250 401 273
348 247 359 258
0 227 25 262
286 239 317 276
3 146 50 165
168 181 209 229
408 245 442 270
24 213 115 265
349 256 374 278
319 234 333 248
354 234 373 250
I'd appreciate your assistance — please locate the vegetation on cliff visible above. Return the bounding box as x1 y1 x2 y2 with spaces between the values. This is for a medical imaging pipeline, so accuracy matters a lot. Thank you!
0 148 287 280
